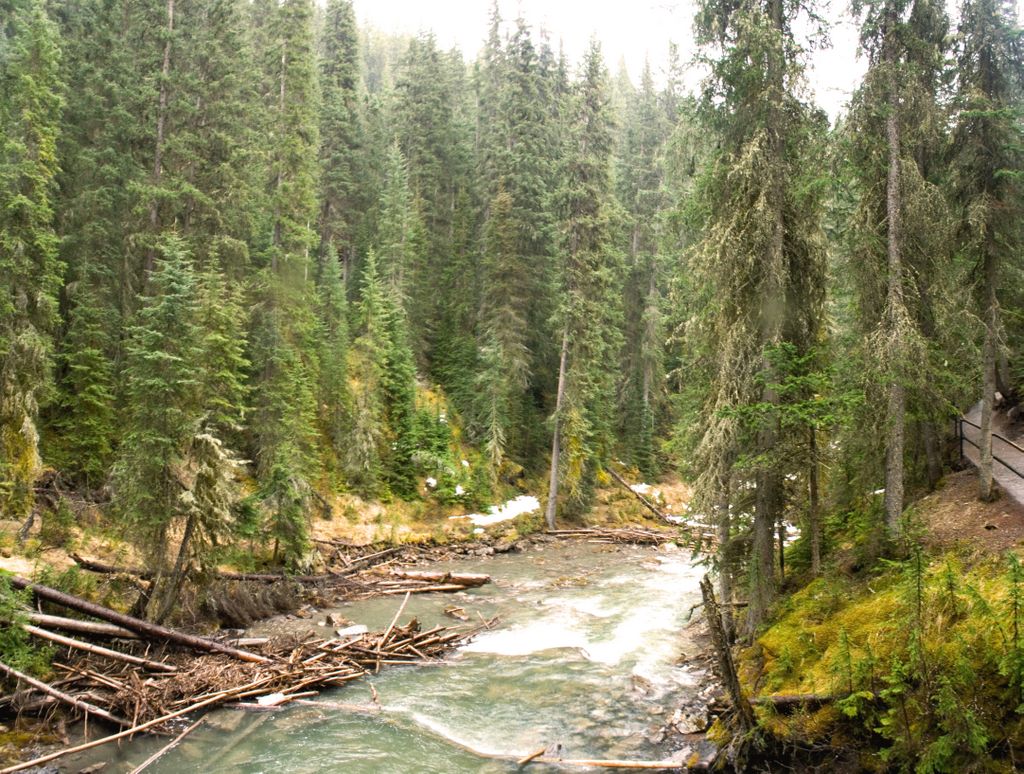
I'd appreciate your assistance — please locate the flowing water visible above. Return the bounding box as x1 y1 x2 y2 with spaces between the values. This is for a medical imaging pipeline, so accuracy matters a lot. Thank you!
68 541 710 772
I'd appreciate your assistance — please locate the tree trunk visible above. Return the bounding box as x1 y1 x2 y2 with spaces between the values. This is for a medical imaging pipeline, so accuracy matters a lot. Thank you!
700 575 754 731
809 426 821 576
152 511 197 624
716 478 734 640
883 54 906 538
747 466 779 636
145 0 175 279
979 242 998 501
545 330 569 529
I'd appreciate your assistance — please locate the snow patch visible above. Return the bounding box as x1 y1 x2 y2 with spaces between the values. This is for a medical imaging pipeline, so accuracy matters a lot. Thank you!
449 495 541 527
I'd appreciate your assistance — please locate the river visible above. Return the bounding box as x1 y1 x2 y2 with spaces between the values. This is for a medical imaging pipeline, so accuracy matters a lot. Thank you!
66 540 712 772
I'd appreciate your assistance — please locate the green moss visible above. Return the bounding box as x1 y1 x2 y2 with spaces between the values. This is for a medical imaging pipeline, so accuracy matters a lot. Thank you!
742 548 1024 770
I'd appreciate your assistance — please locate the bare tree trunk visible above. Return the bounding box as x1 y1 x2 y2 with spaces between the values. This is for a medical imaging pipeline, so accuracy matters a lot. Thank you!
809 426 821 576
716 478 734 640
979 242 998 501
883 64 906 538
747 466 779 636
545 330 569 529
145 0 175 279
152 512 197 624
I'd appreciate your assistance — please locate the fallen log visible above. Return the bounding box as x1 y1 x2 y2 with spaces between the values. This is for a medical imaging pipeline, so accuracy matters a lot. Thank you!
387 569 490 587
23 625 177 673
0 659 130 728
378 584 469 595
9 576 270 664
27 612 138 639
750 693 836 710
606 468 668 521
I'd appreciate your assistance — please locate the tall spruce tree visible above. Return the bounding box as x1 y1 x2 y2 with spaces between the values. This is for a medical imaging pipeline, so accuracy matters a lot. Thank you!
615 61 670 477
545 42 623 526
691 0 827 632
951 0 1023 501
249 0 321 565
846 0 952 534
317 0 361 276
0 0 63 521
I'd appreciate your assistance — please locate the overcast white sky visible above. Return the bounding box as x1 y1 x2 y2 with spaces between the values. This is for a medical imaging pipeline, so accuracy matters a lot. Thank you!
353 0 866 119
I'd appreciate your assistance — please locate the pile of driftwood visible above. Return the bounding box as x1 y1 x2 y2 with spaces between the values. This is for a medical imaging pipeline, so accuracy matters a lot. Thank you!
0 581 472 773
70 550 492 603
546 525 718 550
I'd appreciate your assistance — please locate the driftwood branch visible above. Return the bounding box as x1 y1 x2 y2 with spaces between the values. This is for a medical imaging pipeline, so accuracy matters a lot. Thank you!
0 659 130 728
128 716 206 774
23 625 176 672
27 612 138 639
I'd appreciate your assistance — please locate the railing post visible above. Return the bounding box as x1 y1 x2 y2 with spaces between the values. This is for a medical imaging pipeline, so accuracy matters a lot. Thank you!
959 418 964 461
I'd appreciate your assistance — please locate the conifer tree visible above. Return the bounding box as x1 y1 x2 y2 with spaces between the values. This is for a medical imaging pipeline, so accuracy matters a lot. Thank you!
616 61 670 477
317 0 361 276
248 0 321 557
846 0 952 532
376 143 421 298
545 42 623 526
316 244 350 473
113 238 202 617
345 249 389 495
0 0 63 520
50 275 117 487
951 0 1023 501
691 0 827 632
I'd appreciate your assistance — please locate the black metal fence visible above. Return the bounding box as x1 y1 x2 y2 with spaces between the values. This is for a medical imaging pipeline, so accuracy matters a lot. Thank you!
956 416 1024 480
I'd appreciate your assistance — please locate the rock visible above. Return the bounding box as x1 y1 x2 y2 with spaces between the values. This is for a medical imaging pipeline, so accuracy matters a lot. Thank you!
79 765 108 774
493 540 514 553
644 725 666 744
671 706 708 734
473 546 495 557
324 613 351 628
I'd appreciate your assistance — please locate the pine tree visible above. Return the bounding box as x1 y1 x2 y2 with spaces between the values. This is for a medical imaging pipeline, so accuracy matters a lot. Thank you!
0 0 63 520
50 274 117 487
545 42 623 526
691 0 828 632
345 249 389 495
317 0 362 276
195 265 249 438
376 143 421 298
616 61 670 477
846 0 952 532
316 244 350 472
951 0 1023 501
475 17 559 468
112 237 202 617
249 0 322 565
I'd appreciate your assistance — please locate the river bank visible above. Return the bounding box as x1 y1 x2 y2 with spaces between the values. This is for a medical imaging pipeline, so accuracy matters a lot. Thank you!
6 538 722 772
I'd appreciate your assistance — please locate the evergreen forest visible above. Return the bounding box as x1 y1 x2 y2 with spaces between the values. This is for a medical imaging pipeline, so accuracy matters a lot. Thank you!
2 0 1024 752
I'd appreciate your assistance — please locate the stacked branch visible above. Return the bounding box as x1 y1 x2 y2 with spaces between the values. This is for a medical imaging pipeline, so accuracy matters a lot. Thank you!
0 580 475 760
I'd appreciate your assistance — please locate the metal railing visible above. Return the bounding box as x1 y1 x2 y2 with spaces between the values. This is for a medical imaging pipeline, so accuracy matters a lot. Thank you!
956 415 1024 480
